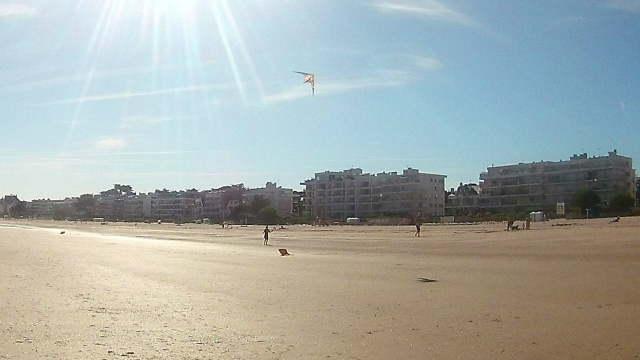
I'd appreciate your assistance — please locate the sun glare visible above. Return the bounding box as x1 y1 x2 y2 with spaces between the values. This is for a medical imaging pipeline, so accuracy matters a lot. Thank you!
63 0 263 157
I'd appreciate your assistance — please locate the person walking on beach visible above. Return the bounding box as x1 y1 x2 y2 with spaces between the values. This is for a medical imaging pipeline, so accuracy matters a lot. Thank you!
415 223 421 237
263 225 272 245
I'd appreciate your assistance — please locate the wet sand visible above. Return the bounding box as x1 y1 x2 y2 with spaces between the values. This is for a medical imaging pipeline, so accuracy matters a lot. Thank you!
1 218 639 359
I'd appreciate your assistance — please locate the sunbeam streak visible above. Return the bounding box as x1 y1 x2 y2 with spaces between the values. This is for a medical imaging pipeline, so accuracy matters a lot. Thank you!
209 1 247 105
62 69 96 156
219 1 265 100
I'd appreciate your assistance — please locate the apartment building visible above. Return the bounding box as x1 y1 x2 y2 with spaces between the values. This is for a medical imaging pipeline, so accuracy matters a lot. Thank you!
26 199 54 218
479 150 635 212
142 190 202 221
26 198 77 219
201 185 244 220
94 195 122 220
302 167 446 220
1 195 21 217
122 196 144 220
243 182 294 217
445 183 482 216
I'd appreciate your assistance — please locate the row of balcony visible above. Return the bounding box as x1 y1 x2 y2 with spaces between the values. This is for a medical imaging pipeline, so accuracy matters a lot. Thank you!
310 189 439 197
482 184 629 198
308 180 441 191
481 164 631 180
482 177 628 190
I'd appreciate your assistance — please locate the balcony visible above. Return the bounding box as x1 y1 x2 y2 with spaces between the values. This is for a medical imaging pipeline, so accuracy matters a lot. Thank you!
481 164 630 181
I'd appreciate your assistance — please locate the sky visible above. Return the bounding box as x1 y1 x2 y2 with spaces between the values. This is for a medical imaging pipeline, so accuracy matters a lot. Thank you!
1 0 639 200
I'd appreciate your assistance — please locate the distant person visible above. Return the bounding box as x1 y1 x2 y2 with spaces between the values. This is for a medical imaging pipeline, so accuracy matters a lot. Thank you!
415 223 421 237
263 225 272 245
507 216 514 231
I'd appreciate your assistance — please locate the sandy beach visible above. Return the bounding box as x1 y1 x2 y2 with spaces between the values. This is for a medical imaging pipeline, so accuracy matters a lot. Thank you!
1 218 639 359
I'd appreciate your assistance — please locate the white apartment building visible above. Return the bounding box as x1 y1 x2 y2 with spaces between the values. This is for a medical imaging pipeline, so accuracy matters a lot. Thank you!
302 168 446 220
26 199 54 218
122 196 144 220
203 190 225 219
201 185 244 220
243 182 294 217
94 195 122 220
141 193 157 218
479 150 636 211
26 197 77 219
141 190 202 221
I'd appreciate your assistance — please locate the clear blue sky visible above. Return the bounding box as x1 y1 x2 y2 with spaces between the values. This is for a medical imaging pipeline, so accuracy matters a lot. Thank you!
1 0 639 200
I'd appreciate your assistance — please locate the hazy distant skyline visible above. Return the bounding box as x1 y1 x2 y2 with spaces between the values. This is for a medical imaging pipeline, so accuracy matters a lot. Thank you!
1 0 639 200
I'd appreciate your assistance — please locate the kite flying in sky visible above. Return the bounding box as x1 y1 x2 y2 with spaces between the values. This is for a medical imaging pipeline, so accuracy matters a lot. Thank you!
294 71 314 96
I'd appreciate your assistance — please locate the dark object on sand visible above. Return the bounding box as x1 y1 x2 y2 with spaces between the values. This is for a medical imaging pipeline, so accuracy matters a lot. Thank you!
417 277 437 283
610 216 620 223
278 249 290 256
60 231 65 234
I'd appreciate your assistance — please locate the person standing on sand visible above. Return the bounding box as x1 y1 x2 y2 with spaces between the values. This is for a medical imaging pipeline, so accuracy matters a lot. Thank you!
506 216 514 231
415 223 421 237
263 225 272 245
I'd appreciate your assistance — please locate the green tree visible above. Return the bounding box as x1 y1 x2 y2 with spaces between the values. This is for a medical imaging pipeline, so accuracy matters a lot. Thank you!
230 203 249 222
571 189 601 214
101 188 119 196
74 194 96 218
103 184 135 196
9 201 26 218
259 206 280 224
250 195 270 215
608 192 635 212
52 206 68 221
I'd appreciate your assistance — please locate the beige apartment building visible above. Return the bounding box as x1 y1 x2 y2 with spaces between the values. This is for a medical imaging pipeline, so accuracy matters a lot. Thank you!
479 150 635 212
302 167 446 220
243 182 294 218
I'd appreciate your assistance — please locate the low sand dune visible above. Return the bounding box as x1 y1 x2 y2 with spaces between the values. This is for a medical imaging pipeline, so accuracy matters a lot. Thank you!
1 218 639 359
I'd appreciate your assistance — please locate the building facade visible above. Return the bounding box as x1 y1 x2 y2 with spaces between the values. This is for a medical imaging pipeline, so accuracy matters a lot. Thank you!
142 190 202 221
243 182 294 218
1 195 21 217
94 195 122 220
479 150 636 212
201 184 244 221
302 167 446 220
445 183 482 216
25 198 77 219
122 195 144 220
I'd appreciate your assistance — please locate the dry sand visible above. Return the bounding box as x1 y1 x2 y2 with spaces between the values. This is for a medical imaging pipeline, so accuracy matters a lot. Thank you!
1 218 639 359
